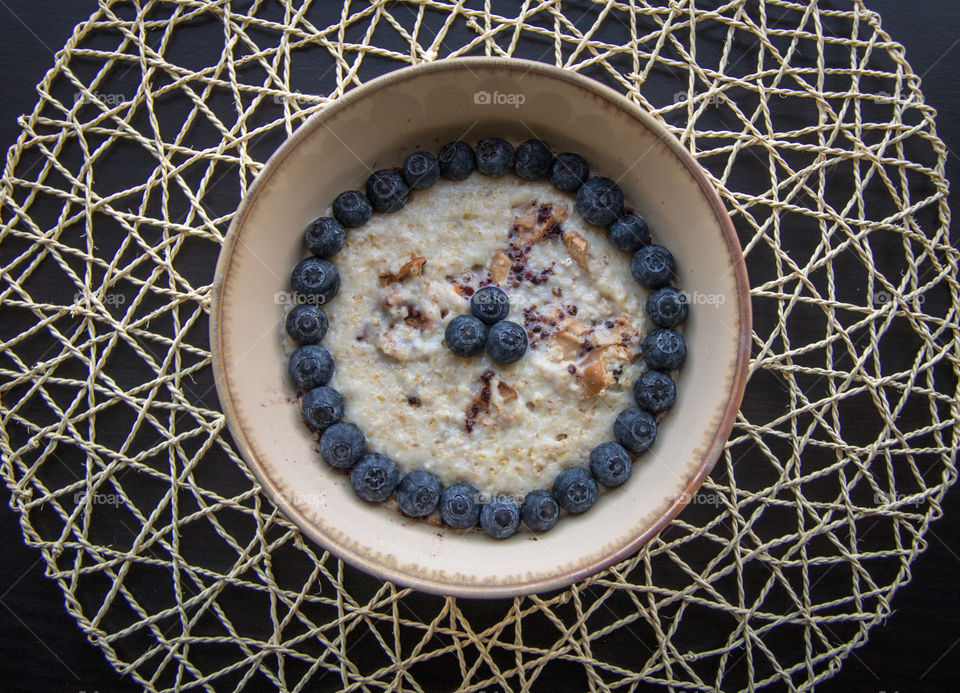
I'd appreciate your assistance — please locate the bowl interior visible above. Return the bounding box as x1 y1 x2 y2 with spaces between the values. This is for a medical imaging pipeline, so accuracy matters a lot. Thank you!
211 59 750 597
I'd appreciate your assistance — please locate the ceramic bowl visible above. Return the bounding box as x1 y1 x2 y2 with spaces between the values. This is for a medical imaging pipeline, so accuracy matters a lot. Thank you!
210 58 751 598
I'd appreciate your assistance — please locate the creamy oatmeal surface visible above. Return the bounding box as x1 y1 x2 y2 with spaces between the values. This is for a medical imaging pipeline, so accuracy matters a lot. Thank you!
320 176 648 497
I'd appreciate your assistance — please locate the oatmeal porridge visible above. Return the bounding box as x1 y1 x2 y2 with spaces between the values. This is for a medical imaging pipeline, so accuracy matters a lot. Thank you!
316 176 649 497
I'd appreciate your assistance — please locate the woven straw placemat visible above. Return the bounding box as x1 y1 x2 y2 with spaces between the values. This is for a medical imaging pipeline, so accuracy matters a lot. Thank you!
1 1 957 690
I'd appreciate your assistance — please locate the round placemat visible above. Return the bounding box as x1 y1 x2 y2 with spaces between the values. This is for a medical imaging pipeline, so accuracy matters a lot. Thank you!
0 1 956 690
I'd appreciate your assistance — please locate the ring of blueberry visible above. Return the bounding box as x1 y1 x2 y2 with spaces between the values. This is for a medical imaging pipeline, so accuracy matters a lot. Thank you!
284 138 688 539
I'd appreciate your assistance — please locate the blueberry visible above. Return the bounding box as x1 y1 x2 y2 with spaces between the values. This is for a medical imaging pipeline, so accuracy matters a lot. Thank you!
365 169 409 213
440 482 481 529
550 152 589 191
303 217 345 258
486 320 528 364
287 344 334 390
290 257 340 304
553 467 599 514
645 286 688 328
641 328 687 370
332 190 372 228
438 141 475 180
284 303 328 344
575 176 624 226
470 286 510 324
613 407 658 453
319 422 366 468
589 442 633 488
444 315 488 357
520 490 559 532
396 469 442 517
632 369 676 413
475 137 515 177
631 244 676 288
350 453 400 502
300 386 344 432
480 495 521 539
514 139 553 180
608 213 650 253
402 151 440 190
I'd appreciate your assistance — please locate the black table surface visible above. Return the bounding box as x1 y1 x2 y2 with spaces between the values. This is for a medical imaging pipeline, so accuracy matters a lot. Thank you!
0 2 957 691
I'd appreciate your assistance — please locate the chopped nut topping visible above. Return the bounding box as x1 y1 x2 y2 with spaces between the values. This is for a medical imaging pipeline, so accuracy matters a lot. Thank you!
464 372 520 432
491 249 511 284
553 331 581 360
497 381 518 400
400 256 426 276
563 230 589 271
402 305 431 330
513 203 569 246
582 361 610 397
565 318 593 337
378 256 427 285
581 343 633 366
517 205 537 230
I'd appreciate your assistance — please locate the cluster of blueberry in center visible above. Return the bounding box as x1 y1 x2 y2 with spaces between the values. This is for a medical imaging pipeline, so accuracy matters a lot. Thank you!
444 286 529 364
283 136 690 540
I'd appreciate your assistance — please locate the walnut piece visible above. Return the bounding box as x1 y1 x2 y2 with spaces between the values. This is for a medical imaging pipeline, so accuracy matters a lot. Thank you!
399 256 426 277
378 256 426 286
491 249 511 284
552 331 581 360
582 361 610 397
514 203 569 246
593 344 633 362
563 230 589 271
497 381 518 400
517 206 537 230
403 307 431 330
564 318 593 337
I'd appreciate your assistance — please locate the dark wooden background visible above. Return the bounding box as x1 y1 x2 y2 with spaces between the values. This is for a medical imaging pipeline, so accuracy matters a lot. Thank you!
0 2 956 691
